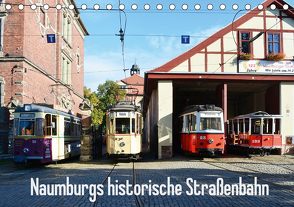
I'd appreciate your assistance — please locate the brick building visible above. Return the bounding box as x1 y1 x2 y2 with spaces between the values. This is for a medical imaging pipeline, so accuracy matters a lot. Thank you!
0 0 89 154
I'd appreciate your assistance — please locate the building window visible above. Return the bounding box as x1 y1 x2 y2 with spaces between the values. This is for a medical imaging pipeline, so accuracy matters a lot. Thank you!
62 57 71 85
62 13 71 44
268 34 280 54
0 18 2 52
241 32 250 54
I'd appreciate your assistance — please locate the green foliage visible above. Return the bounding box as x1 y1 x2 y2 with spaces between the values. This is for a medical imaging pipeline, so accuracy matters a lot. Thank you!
84 87 100 125
84 81 126 130
96 80 126 128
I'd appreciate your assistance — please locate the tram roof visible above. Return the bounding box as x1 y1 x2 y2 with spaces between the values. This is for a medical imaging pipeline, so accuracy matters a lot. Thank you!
179 105 223 117
108 102 141 112
15 104 80 119
230 111 283 119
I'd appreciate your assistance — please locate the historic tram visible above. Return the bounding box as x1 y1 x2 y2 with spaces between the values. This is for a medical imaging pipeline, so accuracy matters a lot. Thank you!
106 88 142 159
13 104 81 163
178 105 225 155
227 111 282 156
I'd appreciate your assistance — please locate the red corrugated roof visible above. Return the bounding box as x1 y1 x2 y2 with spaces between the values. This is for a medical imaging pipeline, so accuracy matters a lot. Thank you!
121 74 144 85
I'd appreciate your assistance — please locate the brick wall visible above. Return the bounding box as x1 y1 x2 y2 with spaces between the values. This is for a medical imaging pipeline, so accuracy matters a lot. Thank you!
0 0 87 153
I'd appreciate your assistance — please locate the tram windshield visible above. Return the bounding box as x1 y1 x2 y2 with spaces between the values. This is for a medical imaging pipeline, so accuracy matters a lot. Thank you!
19 119 35 135
116 118 130 134
200 118 222 131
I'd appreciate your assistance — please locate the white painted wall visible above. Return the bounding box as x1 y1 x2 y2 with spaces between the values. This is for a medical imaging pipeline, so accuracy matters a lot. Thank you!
207 54 221 72
283 18 294 30
223 32 237 53
280 82 294 145
191 53 205 72
170 60 188 72
238 17 264 30
223 54 237 72
283 33 294 59
157 80 173 159
207 39 221 52
252 32 265 59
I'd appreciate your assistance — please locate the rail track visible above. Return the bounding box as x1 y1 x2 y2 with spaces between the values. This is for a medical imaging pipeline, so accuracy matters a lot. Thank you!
91 161 144 207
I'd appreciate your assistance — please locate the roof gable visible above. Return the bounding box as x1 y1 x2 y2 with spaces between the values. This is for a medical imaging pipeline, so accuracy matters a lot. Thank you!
120 74 144 85
149 0 294 73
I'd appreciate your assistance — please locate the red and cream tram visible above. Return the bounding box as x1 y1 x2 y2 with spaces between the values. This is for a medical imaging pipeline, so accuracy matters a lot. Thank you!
227 111 282 156
179 105 225 155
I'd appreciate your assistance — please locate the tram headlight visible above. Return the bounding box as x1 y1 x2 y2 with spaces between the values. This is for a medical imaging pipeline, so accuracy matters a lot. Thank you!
23 148 29 154
120 142 125 147
208 139 214 144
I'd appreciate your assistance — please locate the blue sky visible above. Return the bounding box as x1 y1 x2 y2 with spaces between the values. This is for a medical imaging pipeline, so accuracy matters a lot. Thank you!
74 0 290 92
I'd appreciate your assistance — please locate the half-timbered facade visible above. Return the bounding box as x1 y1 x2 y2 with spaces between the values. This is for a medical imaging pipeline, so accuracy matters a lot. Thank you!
144 0 294 158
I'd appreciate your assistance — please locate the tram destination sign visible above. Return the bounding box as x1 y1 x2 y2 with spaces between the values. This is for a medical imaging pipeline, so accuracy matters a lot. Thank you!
239 60 294 73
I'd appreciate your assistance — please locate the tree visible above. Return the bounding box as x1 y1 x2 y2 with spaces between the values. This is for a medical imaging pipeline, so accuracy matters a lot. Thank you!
83 86 100 125
95 80 125 129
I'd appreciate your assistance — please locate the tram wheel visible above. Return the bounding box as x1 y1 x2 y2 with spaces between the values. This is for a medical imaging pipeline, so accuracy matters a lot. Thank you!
260 150 265 157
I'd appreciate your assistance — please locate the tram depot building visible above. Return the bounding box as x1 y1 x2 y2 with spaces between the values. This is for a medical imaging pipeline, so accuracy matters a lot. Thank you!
0 0 88 154
143 0 294 159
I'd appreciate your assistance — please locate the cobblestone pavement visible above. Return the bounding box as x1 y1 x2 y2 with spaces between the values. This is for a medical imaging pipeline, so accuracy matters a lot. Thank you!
0 154 293 206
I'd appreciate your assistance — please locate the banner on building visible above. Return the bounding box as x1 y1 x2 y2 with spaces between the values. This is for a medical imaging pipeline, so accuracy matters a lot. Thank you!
239 60 294 73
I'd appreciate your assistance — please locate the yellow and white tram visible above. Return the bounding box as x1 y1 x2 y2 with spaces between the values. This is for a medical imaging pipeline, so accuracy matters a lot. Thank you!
106 88 143 159
13 104 81 163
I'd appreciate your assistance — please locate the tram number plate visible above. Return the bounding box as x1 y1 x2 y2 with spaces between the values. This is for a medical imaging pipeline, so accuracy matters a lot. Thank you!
252 140 260 143
199 136 206 140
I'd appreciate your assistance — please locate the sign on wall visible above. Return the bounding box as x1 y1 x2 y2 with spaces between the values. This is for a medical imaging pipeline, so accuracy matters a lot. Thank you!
181 35 190 44
47 34 56 43
239 60 294 73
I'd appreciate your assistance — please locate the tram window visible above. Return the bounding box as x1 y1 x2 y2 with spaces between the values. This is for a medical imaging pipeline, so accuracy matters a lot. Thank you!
263 119 273 134
233 120 238 134
110 118 114 134
64 118 71 136
71 120 74 136
19 119 35 135
14 118 19 136
45 114 51 136
136 114 139 134
116 118 130 134
228 120 232 134
239 119 244 134
200 118 221 131
180 116 184 132
132 118 135 133
274 119 281 134
244 119 249 133
36 118 44 136
191 114 197 131
251 119 261 134
52 115 57 136
185 115 190 132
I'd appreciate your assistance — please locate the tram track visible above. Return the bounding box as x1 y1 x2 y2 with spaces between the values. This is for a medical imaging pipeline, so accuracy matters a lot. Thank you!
201 158 294 192
91 161 144 207
90 162 117 207
133 162 144 207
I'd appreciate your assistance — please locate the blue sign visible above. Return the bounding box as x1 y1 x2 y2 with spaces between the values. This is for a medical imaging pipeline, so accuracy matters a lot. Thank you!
47 34 56 43
181 35 190 44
